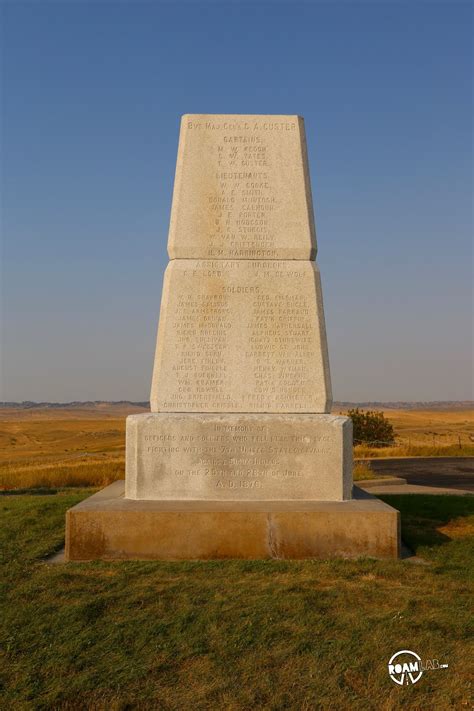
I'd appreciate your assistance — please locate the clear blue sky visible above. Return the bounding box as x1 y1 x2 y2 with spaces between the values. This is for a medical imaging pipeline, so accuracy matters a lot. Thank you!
1 1 472 403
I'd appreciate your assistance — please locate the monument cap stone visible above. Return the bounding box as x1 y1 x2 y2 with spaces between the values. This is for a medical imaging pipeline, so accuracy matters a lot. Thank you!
168 114 317 260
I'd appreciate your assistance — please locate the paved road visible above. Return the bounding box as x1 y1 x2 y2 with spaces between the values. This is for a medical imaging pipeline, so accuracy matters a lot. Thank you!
367 457 474 492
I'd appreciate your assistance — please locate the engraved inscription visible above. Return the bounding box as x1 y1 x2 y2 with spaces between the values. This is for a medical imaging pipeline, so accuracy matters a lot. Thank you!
140 419 335 496
152 260 329 413
169 115 315 260
207 128 280 258
128 413 349 501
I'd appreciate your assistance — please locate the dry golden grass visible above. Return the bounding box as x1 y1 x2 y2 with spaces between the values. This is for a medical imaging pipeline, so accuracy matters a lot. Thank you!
0 459 124 490
354 441 474 458
348 408 474 458
353 461 379 480
0 405 472 489
0 409 129 490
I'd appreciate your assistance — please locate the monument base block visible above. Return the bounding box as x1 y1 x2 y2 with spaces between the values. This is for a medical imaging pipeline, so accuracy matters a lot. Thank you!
126 413 352 501
65 481 400 561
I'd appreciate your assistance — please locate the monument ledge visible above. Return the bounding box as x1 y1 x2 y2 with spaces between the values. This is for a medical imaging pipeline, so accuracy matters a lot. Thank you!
65 482 400 561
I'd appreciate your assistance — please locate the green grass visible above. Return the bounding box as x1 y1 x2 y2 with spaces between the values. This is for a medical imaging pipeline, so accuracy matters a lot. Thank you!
0 492 473 710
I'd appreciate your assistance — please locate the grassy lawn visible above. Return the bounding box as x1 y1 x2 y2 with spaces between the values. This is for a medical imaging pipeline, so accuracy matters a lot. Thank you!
0 491 472 710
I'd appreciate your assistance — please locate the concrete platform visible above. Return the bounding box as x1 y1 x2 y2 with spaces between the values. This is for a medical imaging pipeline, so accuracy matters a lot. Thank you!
363 483 473 496
65 481 400 561
356 476 406 489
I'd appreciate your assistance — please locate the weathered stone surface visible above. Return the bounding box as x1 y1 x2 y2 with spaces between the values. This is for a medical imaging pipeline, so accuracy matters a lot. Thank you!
150 259 332 413
168 114 316 260
126 413 352 501
65 482 400 561
66 115 402 562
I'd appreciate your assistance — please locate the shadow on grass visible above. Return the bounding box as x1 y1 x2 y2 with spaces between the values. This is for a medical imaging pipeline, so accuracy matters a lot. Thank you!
0 486 97 496
0 487 60 496
379 493 474 554
2 488 472 565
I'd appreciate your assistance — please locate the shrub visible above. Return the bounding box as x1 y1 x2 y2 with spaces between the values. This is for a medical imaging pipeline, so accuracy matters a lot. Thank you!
347 408 395 447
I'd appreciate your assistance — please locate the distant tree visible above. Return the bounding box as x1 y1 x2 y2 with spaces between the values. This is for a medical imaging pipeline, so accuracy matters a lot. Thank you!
347 408 395 447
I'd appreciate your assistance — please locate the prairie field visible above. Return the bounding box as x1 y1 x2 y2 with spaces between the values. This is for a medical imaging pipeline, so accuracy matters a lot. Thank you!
0 405 140 490
0 405 472 490
351 408 474 459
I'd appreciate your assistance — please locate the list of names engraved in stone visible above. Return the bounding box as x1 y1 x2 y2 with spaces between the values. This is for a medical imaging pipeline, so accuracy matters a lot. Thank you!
153 260 327 412
169 116 315 259
207 126 280 257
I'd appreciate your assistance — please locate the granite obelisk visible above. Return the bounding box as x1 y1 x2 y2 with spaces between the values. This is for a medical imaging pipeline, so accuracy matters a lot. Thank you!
65 115 400 561
126 115 350 501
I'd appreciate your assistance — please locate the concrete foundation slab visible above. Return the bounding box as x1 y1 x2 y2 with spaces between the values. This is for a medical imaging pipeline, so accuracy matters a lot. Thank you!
357 476 407 489
65 481 400 561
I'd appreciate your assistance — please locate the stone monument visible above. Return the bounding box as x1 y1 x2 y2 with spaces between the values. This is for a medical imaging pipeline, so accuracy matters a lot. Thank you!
65 115 400 560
